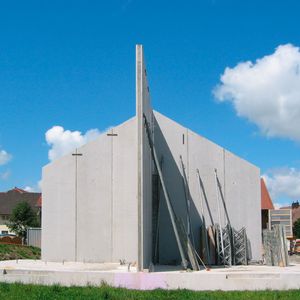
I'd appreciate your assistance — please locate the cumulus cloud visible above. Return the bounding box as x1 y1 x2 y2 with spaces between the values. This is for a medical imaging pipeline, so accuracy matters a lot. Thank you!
45 126 101 161
23 179 42 193
0 149 12 166
24 186 36 192
273 202 290 209
214 44 300 141
263 167 300 201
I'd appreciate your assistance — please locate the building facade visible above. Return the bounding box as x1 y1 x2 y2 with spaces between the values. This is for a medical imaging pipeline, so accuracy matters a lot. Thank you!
0 187 41 235
42 45 262 270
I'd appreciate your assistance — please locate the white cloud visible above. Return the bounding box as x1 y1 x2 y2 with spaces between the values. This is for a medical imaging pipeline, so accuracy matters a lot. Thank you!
23 180 42 193
0 149 12 166
24 186 36 192
45 126 101 161
214 44 300 141
263 168 300 201
273 202 290 209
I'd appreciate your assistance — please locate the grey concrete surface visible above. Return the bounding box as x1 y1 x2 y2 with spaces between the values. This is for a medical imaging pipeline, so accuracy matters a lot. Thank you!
76 131 112 262
136 44 154 270
111 118 138 262
224 150 261 260
42 154 76 261
153 111 261 262
42 44 261 271
1 260 300 291
42 118 138 264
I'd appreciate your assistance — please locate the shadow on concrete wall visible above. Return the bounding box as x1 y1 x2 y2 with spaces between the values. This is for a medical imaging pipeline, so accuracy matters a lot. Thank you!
153 117 204 266
215 174 231 226
152 118 252 267
197 173 215 226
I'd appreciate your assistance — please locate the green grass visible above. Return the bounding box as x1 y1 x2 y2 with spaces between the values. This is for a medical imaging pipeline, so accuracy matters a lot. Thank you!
0 244 40 260
0 283 299 300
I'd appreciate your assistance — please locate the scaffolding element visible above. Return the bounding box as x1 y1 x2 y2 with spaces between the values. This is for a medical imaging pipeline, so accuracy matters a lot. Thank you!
152 173 160 264
216 224 232 267
214 169 226 266
232 227 248 265
196 169 211 265
214 169 248 266
177 218 200 271
179 156 196 244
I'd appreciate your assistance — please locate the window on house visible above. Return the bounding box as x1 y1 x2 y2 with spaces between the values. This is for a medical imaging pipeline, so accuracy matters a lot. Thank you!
1 231 8 235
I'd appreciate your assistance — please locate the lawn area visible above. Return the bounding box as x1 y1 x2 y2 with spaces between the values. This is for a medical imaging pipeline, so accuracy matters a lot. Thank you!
0 283 299 300
0 244 40 260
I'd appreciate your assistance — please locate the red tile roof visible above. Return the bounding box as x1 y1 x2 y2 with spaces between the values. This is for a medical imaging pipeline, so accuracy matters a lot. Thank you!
0 187 41 214
11 187 28 194
261 178 274 210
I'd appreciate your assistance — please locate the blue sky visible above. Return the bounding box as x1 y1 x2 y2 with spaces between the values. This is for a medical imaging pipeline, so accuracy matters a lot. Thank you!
0 0 300 206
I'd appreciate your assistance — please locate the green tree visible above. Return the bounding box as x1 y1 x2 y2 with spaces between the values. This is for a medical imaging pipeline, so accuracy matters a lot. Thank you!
7 201 40 240
293 219 300 238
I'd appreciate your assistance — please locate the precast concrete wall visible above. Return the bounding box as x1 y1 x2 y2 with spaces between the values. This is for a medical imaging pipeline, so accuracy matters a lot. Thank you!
112 118 138 262
153 111 261 263
136 44 154 269
42 118 138 263
223 150 261 260
187 128 226 255
42 45 261 267
42 154 76 261
153 111 189 264
76 131 113 262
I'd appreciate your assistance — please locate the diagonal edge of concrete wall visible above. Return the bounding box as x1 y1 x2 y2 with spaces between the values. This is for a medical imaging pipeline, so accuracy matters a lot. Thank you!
136 45 154 270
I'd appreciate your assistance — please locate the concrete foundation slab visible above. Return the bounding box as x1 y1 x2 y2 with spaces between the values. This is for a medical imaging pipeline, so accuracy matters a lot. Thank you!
1 260 300 291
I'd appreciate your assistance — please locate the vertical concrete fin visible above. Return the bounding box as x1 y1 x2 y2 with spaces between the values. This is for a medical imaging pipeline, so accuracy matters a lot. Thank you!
136 45 153 270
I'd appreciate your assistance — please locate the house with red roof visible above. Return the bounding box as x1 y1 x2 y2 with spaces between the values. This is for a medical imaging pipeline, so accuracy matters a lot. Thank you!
261 179 293 238
261 178 274 229
0 187 41 235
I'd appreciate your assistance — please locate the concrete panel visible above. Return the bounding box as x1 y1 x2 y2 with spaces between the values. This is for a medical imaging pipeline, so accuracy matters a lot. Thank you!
187 130 225 254
153 111 261 264
136 45 154 269
42 44 261 267
224 150 261 260
76 133 112 262
154 111 189 264
42 117 139 264
112 118 139 263
187 129 261 260
41 154 76 262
